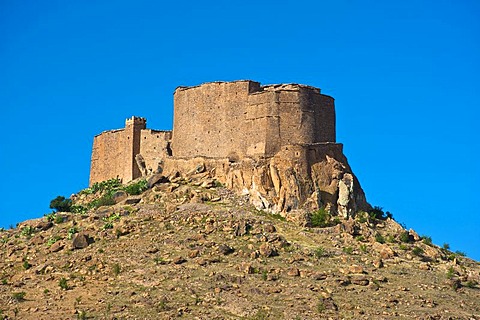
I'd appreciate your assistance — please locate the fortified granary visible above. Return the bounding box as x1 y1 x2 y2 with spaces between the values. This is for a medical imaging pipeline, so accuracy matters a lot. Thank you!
90 80 370 217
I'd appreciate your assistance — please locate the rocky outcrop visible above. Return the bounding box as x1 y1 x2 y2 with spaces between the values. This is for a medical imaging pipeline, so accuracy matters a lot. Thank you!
163 143 370 217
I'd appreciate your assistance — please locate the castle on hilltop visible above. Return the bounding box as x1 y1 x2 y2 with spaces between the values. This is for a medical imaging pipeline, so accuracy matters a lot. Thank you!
90 80 369 216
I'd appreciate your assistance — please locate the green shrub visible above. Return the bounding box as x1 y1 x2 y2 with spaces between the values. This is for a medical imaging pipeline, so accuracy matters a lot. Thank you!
91 194 116 208
90 178 122 194
355 235 365 242
54 214 65 224
123 179 148 195
71 205 87 214
386 235 395 243
67 227 78 240
368 206 393 220
46 236 61 247
44 212 56 222
11 291 26 302
442 243 450 250
22 260 32 270
49 196 72 212
399 244 409 250
343 246 353 254
356 211 368 223
112 263 121 276
455 250 466 257
314 246 326 258
20 226 35 238
375 233 385 244
399 232 411 243
310 208 331 228
317 300 325 313
261 270 268 281
359 244 368 253
102 222 114 230
422 235 433 246
412 246 424 256
59 277 69 290
446 266 455 279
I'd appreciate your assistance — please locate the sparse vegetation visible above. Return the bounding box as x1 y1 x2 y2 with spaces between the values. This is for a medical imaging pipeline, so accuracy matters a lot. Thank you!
355 235 365 242
343 246 353 254
399 232 411 243
368 206 393 220
464 280 477 288
455 250 466 257
0 174 478 319
45 212 56 221
11 291 26 302
20 225 35 238
422 235 433 246
386 234 395 243
316 300 325 313
375 233 385 244
313 246 326 258
47 235 61 247
49 196 72 212
412 246 424 256
67 227 78 240
310 208 339 228
261 269 268 281
442 243 450 250
59 277 69 290
55 214 65 224
71 205 88 214
112 263 121 276
446 266 455 279
124 179 148 195
22 259 31 270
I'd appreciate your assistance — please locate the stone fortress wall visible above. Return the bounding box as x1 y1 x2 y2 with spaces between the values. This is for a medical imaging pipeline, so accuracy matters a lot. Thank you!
90 80 369 216
89 117 171 185
172 80 335 159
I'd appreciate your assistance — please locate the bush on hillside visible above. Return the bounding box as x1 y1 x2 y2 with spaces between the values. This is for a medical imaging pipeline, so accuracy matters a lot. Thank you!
49 196 72 212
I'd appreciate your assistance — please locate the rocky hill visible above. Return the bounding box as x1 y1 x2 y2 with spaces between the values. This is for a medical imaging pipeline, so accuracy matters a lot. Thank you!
1 172 479 319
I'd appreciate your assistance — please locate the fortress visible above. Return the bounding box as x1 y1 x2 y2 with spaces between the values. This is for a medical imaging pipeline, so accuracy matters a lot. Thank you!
90 80 370 216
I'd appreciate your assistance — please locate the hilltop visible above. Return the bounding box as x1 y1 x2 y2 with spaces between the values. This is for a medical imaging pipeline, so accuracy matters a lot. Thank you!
1 172 479 319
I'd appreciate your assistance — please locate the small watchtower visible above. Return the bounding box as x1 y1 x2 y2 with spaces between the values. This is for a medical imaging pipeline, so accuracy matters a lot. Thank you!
124 116 146 181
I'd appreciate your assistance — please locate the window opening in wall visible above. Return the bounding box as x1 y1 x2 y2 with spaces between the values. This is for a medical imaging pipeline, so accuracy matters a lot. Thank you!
166 142 173 156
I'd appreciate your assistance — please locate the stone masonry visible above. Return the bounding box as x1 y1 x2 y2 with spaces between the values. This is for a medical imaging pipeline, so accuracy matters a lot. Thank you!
90 80 370 216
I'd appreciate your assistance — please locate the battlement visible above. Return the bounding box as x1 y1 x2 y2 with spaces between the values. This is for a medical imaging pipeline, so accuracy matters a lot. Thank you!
125 116 146 127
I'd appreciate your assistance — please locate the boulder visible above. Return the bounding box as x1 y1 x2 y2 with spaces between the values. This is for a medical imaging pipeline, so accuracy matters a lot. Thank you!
135 154 147 176
112 191 128 204
35 220 53 231
50 241 65 253
147 174 169 188
259 243 277 257
72 232 94 249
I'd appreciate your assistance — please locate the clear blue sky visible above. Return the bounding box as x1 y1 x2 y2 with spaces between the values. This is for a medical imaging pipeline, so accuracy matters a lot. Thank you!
1 0 479 260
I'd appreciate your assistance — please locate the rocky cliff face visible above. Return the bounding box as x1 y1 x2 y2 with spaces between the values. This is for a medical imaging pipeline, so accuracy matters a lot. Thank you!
163 143 370 219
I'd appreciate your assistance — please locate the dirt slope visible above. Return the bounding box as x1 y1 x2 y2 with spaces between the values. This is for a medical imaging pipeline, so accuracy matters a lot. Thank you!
1 177 479 319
